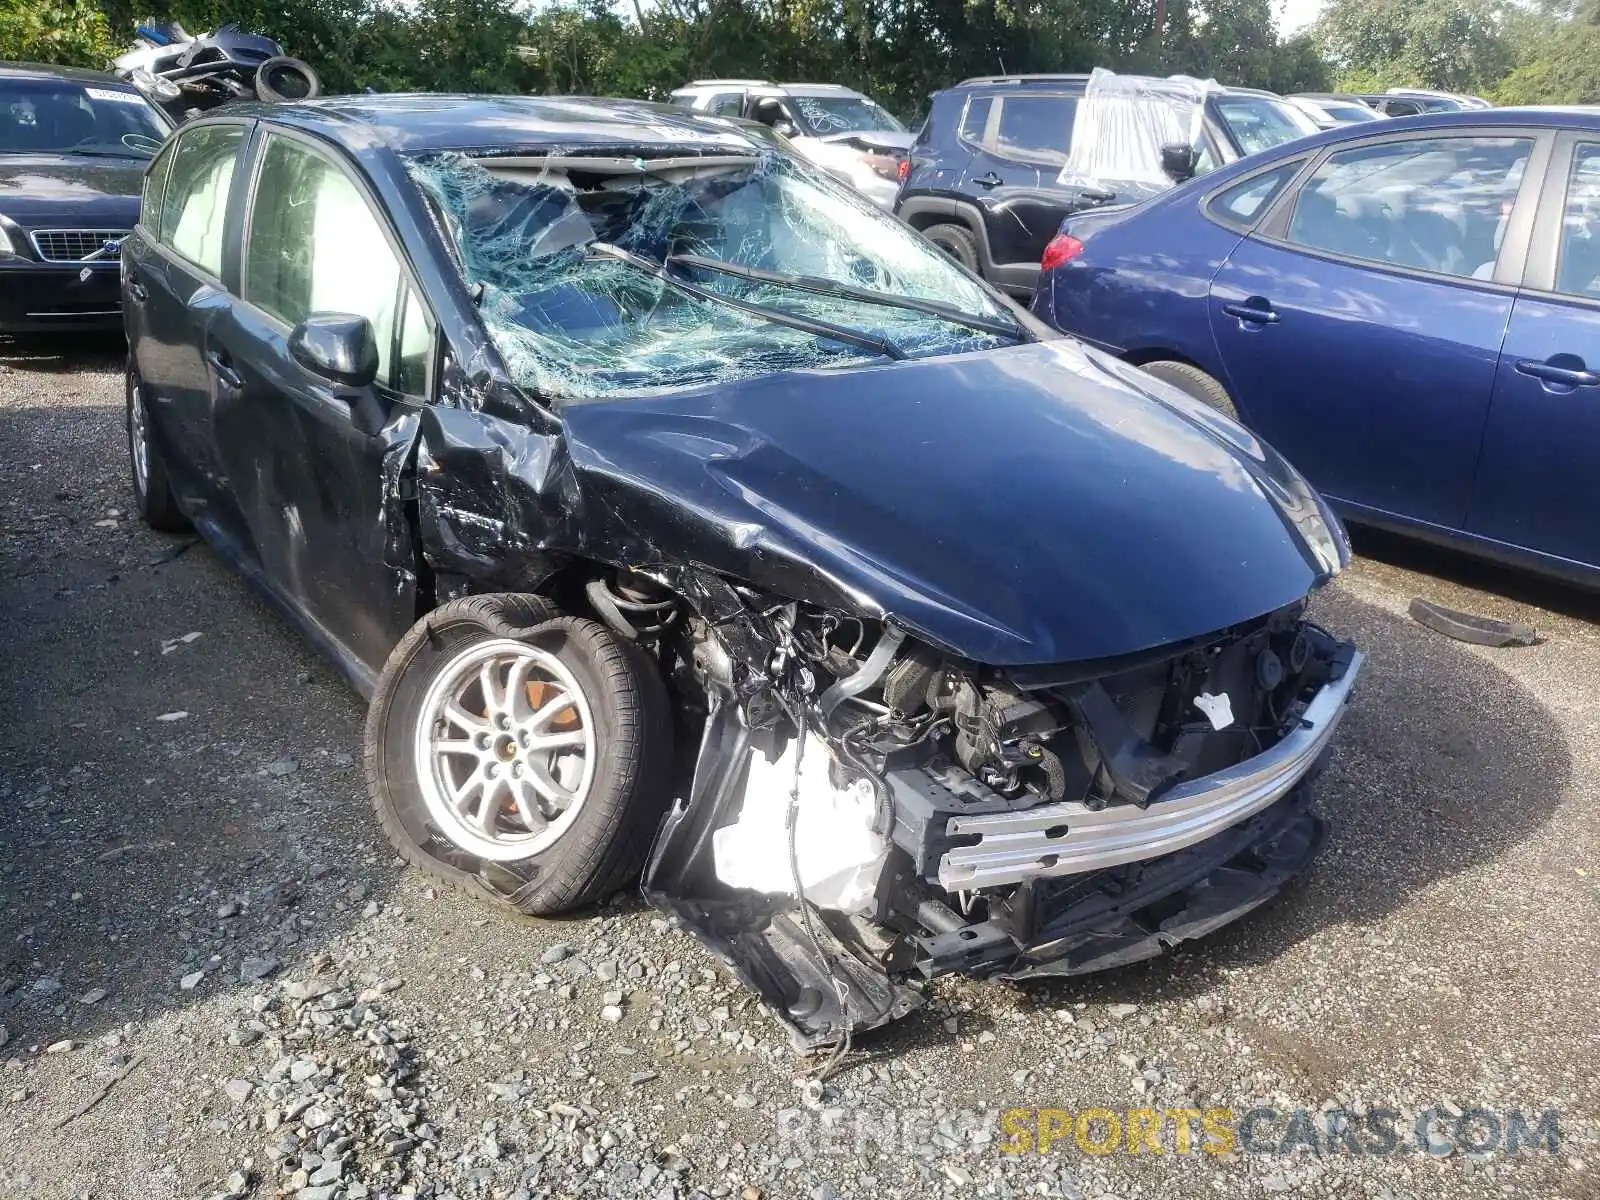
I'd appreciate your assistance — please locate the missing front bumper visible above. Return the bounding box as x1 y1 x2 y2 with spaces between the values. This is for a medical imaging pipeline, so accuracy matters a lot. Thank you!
933 651 1362 890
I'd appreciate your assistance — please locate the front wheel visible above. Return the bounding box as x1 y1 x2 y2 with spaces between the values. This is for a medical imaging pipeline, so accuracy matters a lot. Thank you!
1137 360 1240 422
364 595 674 915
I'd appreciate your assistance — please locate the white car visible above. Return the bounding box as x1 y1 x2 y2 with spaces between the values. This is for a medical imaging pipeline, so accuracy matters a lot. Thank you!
669 79 913 209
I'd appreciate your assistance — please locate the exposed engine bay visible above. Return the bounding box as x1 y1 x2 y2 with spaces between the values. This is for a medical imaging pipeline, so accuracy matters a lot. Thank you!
575 566 1362 1049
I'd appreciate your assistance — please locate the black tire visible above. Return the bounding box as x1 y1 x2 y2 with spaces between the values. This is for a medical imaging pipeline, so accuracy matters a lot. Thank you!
254 57 321 103
922 222 981 273
1138 360 1240 422
365 594 674 915
125 360 188 532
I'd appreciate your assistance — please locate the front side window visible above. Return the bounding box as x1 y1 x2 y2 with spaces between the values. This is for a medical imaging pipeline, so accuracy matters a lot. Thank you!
1557 143 1600 298
993 95 1077 165
1286 135 1533 280
244 134 426 392
159 123 244 276
1213 96 1319 157
0 78 167 158
407 149 1021 401
141 141 174 232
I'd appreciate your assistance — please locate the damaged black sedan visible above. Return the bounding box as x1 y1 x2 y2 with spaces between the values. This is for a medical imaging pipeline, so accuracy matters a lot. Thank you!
123 95 1362 1049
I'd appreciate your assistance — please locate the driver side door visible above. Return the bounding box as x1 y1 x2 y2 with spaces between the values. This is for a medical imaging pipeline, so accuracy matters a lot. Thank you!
206 127 435 688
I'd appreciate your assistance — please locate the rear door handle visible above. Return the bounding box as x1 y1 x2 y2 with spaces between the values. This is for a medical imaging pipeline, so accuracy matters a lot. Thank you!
207 350 243 392
973 172 1002 189
126 280 148 303
1514 358 1600 390
1223 300 1279 325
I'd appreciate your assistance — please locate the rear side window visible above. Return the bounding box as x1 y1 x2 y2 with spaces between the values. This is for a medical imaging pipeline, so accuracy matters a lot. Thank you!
158 124 244 277
993 94 1077 164
243 134 427 392
959 96 992 143
706 92 744 116
1209 161 1301 227
1285 135 1532 280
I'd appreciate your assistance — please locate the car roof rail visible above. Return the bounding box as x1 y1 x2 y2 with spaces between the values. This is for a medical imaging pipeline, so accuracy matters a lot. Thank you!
684 78 775 87
954 73 1091 87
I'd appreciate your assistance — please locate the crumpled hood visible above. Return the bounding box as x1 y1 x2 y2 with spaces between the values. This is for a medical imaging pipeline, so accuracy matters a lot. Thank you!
558 339 1342 666
0 155 144 228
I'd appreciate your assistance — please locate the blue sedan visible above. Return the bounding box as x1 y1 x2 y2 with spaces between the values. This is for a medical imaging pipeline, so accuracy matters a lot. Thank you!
1031 108 1600 588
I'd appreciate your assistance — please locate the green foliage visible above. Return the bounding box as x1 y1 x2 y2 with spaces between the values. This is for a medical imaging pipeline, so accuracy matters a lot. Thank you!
0 0 117 66
1314 0 1511 92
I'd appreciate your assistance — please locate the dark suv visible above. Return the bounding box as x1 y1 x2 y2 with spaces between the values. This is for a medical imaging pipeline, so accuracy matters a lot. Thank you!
896 74 1319 297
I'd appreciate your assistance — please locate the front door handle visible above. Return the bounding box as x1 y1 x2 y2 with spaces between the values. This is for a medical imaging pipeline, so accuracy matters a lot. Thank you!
1514 358 1600 390
1223 298 1280 326
126 279 148 303
206 350 243 392
972 171 1003 189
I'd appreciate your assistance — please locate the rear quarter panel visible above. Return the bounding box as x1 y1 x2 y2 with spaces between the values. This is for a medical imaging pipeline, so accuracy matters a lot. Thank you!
1032 192 1243 374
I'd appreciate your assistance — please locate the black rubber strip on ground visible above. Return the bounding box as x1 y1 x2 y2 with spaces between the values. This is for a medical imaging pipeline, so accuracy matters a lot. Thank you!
1407 598 1538 647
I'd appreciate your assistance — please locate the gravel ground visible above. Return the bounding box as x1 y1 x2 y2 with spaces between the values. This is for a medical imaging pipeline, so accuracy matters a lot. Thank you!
1 337 1596 1200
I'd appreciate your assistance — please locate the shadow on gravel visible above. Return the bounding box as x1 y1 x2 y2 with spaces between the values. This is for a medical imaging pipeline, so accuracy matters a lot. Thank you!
0 388 397 1053
0 332 126 375
0 370 1576 1066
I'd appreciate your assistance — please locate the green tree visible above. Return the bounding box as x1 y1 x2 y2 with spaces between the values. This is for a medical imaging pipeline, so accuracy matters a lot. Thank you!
1496 0 1600 102
1314 0 1511 92
0 0 116 66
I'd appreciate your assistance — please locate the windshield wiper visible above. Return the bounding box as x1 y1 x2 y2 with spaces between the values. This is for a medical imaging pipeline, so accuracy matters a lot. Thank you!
666 252 1025 341
590 242 907 361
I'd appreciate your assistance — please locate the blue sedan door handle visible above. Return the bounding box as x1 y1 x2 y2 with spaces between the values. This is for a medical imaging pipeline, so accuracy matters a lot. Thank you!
1223 297 1279 326
1514 357 1600 391
972 172 1003 189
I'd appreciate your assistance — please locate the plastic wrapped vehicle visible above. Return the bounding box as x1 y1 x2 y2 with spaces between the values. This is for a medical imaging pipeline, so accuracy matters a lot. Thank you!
122 95 1362 1050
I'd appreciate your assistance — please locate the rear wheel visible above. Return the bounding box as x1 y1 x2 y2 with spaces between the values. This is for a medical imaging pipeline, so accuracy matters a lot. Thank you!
1138 360 1240 422
125 361 188 531
365 594 673 915
922 223 981 273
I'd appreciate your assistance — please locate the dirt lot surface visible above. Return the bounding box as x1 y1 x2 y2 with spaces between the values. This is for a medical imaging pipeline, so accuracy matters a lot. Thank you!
1 336 1597 1200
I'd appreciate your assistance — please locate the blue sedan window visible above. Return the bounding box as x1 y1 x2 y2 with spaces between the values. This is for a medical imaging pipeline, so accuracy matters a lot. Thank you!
1210 161 1301 225
1557 144 1600 298
1286 136 1532 280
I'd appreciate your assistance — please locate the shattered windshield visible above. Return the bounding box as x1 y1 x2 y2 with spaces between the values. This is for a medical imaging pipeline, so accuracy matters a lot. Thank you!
1213 95 1319 156
407 149 1017 400
787 95 906 136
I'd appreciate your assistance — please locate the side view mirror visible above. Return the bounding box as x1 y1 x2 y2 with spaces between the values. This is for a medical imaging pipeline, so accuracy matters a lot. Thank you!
772 120 796 138
289 312 378 389
1160 142 1198 182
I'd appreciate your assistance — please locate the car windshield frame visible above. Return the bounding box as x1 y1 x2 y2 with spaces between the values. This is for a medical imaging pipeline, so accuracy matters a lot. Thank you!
405 145 1019 404
1212 94 1320 157
785 94 906 137
0 77 169 159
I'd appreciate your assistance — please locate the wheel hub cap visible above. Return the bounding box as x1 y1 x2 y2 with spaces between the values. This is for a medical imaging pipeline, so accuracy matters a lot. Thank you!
413 638 597 861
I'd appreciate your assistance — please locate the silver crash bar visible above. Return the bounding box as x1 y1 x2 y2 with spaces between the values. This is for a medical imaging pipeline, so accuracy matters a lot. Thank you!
939 652 1364 891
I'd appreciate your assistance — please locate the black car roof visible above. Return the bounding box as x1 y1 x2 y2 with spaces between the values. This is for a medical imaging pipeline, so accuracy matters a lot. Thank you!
0 61 142 88
223 94 757 154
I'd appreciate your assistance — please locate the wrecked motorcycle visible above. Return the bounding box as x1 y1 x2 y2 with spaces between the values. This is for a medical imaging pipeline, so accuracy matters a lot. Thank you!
122 97 1363 1054
112 20 320 120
